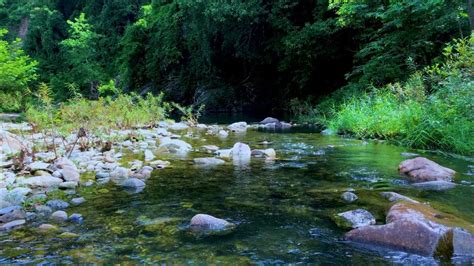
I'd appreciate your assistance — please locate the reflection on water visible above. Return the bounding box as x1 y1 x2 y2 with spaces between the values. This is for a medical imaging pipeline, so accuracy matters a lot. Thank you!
0 125 473 264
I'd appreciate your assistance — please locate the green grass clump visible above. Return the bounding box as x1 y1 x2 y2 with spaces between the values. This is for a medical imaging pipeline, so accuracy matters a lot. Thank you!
26 91 171 137
297 35 474 155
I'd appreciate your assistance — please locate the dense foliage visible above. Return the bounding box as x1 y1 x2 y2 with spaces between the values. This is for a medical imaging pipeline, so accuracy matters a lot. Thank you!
0 0 471 112
298 35 474 155
0 29 37 112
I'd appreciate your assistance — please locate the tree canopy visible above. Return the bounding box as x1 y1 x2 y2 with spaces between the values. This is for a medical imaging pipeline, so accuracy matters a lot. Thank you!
0 0 471 112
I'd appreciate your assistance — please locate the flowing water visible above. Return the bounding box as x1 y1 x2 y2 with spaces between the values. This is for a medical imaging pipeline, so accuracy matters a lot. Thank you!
1 126 473 264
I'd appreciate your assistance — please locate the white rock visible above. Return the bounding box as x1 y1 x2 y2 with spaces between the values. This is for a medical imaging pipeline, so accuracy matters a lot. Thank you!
230 142 251 162
228 122 247 133
144 150 155 162
23 176 63 188
218 130 229 138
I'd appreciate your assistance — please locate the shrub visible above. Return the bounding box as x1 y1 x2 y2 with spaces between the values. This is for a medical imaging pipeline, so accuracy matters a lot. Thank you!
299 34 474 155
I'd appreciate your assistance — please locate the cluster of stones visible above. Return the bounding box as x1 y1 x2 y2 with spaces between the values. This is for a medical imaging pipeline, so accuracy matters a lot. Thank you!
334 157 473 259
0 118 290 234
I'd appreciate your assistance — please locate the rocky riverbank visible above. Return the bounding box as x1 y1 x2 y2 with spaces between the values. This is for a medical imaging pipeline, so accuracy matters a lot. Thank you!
0 117 473 263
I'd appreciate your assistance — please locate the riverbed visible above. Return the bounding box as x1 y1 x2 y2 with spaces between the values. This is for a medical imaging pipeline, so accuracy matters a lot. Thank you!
1 124 473 264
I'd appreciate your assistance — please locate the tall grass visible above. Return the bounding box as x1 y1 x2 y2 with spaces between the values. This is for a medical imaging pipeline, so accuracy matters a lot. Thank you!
26 92 171 136
297 35 474 155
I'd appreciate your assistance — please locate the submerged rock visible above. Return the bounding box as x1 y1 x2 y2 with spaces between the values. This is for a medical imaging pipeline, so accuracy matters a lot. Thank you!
341 192 358 203
380 192 419 204
412 180 457 191
193 158 225 167
121 178 145 188
251 148 276 159
399 157 455 182
159 137 192 154
335 209 376 229
190 214 235 231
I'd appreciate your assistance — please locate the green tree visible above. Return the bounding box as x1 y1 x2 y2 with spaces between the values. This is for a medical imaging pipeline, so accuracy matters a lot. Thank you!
60 12 102 99
0 28 38 111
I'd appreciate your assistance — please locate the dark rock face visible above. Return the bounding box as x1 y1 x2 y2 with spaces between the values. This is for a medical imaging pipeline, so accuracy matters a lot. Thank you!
399 157 455 182
345 202 474 258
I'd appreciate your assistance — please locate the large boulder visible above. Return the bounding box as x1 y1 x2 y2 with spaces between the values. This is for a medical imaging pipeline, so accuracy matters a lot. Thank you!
346 202 474 258
190 214 235 231
398 157 455 182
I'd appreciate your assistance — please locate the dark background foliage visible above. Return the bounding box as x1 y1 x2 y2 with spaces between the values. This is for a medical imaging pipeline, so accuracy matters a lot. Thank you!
0 0 470 114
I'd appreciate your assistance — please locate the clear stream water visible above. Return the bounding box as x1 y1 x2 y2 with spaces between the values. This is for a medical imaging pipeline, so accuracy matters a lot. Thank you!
1 125 473 264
